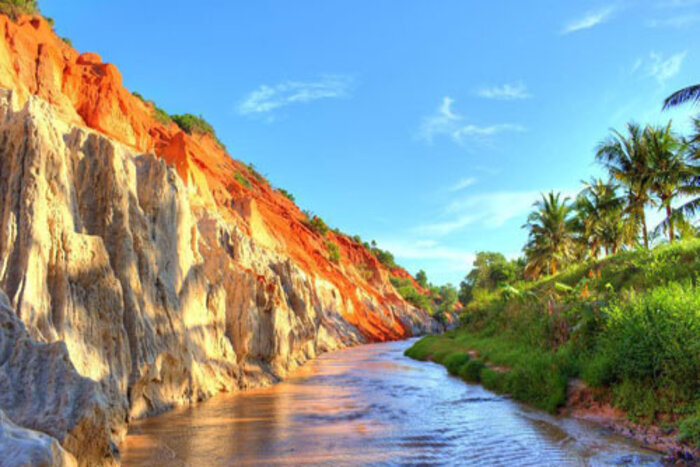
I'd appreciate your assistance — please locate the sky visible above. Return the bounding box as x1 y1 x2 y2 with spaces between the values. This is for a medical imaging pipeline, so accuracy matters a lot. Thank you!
44 0 700 285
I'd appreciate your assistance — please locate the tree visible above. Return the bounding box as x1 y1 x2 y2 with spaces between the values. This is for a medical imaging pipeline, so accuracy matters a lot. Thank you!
573 178 626 257
644 123 696 242
662 87 700 225
415 270 428 288
437 284 458 314
596 123 653 249
523 192 576 277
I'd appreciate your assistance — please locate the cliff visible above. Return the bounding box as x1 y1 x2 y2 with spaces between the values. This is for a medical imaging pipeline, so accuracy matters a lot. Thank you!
0 14 442 465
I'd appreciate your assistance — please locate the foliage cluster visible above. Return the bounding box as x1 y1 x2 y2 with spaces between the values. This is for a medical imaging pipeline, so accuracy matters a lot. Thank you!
234 172 251 189
278 188 295 202
325 240 340 263
0 0 38 20
171 113 227 151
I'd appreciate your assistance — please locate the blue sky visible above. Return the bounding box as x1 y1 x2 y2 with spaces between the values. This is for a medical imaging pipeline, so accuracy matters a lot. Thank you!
44 0 700 285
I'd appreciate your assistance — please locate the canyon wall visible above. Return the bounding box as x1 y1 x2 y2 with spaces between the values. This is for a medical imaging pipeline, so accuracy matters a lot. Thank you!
0 14 442 466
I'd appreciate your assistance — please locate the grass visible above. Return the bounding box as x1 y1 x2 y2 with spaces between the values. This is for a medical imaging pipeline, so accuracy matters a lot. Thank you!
406 239 700 445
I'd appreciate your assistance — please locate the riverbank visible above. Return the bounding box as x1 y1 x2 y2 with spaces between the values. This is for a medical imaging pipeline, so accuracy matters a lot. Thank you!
405 239 700 463
406 334 698 462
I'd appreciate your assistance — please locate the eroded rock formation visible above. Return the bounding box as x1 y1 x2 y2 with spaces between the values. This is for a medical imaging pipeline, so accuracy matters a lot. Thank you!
0 13 442 465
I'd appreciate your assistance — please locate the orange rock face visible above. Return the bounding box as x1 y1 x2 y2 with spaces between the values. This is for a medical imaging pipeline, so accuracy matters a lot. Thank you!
0 14 428 341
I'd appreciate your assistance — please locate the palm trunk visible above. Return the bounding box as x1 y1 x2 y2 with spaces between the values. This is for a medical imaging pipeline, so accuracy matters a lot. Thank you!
665 203 674 242
551 259 557 276
641 210 649 249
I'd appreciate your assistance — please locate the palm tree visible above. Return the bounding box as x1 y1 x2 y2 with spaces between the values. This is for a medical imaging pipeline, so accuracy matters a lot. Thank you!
573 178 626 256
523 192 576 277
643 123 698 242
663 84 700 110
596 123 653 249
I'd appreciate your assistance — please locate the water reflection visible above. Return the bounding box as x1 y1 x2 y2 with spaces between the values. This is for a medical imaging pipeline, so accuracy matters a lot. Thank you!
122 339 660 466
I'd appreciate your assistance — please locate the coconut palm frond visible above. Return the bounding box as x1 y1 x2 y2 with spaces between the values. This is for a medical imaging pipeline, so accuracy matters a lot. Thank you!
663 84 700 110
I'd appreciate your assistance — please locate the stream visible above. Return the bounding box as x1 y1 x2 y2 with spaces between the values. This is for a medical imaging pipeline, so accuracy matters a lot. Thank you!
121 338 661 466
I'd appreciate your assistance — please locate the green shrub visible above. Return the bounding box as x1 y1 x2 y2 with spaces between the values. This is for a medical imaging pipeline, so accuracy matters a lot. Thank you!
305 215 329 236
374 248 397 269
171 113 226 150
278 188 295 202
171 113 215 135
390 276 433 313
459 359 486 382
480 368 506 392
443 352 470 375
245 163 267 185
61 36 72 47
325 241 340 264
679 411 700 449
0 0 39 20
234 172 251 189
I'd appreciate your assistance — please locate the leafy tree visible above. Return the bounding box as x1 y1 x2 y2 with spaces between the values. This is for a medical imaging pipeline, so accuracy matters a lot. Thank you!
437 284 458 313
415 270 428 288
644 123 697 242
596 123 653 249
523 192 576 277
659 89 700 231
573 178 626 256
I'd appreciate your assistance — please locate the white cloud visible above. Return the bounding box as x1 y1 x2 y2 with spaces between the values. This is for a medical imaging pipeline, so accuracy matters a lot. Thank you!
453 124 526 143
562 7 615 34
449 177 477 192
647 14 700 28
417 97 525 146
415 189 578 237
477 82 532 100
647 51 687 84
376 238 477 273
418 96 461 143
237 75 353 116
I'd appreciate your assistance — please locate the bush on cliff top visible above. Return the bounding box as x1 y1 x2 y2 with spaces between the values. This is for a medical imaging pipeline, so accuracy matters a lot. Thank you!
0 0 39 20
171 113 227 151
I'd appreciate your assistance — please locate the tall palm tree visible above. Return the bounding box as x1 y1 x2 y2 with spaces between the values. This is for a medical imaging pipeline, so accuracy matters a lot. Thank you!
661 88 700 231
596 123 653 249
663 84 700 110
644 123 698 242
573 178 626 256
523 192 576 277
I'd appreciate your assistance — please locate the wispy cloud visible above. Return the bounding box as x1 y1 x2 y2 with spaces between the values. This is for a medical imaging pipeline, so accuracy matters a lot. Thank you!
415 189 578 237
562 6 616 34
449 177 477 192
453 124 526 143
417 97 525 146
376 238 476 273
237 75 354 117
477 82 532 100
418 97 461 143
648 51 687 84
647 14 700 28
